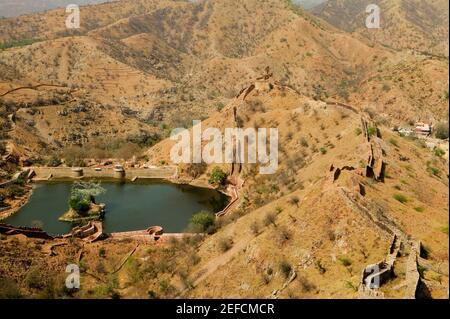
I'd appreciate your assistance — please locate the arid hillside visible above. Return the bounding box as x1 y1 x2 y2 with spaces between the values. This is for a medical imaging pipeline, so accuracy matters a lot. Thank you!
143 79 448 298
0 0 448 161
0 0 115 18
312 0 449 57
1 79 448 299
0 0 448 300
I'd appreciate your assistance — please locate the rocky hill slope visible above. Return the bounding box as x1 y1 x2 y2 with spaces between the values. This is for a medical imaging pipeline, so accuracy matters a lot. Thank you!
0 0 448 160
0 0 448 299
312 0 449 57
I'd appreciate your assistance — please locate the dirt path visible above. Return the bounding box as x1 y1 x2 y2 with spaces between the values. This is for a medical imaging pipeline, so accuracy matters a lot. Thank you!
190 234 252 288
111 244 140 274
0 83 70 97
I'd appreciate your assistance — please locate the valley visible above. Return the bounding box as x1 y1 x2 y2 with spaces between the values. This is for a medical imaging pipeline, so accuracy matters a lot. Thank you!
0 0 448 300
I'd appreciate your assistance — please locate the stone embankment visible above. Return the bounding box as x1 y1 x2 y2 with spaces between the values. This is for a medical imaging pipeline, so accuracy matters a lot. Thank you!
0 220 190 245
61 221 105 243
216 180 241 218
29 166 177 181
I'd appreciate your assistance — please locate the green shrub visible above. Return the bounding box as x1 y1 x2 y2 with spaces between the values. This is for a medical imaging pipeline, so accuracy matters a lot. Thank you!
414 207 425 213
389 138 399 147
279 260 292 279
344 280 358 291
159 279 176 296
338 256 352 267
216 102 225 111
263 212 277 227
218 236 233 252
427 166 441 177
46 156 62 167
188 252 201 266
69 196 90 213
299 276 316 292
417 264 428 277
189 211 215 233
208 167 228 186
434 122 449 140
68 181 105 213
315 260 326 274
250 221 260 235
5 185 25 199
147 290 158 299
276 226 292 246
300 137 309 147
25 269 44 289
0 277 22 299
434 148 445 157
367 127 377 138
393 194 408 204
0 38 40 50
289 196 300 206
98 247 106 257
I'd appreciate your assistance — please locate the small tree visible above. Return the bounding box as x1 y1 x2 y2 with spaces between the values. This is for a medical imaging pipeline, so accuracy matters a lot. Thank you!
279 260 292 279
367 127 377 138
208 167 228 186
434 122 449 140
263 212 277 227
184 162 207 179
289 196 300 207
68 181 105 213
46 156 62 167
189 211 215 233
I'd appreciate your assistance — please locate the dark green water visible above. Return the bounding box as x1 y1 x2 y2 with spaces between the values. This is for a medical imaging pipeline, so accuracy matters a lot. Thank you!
4 180 228 235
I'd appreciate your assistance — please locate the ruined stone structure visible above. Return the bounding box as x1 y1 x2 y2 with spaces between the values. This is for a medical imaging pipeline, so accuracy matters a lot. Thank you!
109 226 164 242
61 221 104 243
327 116 421 299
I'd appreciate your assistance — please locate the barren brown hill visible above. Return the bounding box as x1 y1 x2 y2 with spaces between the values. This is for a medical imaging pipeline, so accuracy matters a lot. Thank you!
0 0 448 300
2 79 447 299
145 79 448 299
312 0 449 57
1 0 448 160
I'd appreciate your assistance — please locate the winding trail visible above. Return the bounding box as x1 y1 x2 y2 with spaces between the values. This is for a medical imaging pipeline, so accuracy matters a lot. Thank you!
0 83 71 97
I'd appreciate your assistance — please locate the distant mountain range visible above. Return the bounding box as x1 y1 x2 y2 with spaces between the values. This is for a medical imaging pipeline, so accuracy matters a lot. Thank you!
311 0 449 57
291 0 327 9
0 0 114 17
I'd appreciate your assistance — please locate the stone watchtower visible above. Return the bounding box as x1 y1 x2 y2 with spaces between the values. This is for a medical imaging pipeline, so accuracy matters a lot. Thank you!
255 66 274 92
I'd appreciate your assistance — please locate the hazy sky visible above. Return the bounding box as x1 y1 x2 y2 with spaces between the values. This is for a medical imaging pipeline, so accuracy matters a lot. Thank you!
0 0 329 18
0 0 115 17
